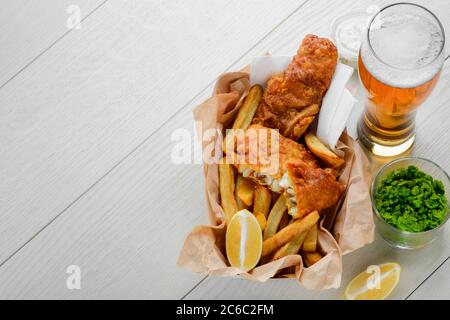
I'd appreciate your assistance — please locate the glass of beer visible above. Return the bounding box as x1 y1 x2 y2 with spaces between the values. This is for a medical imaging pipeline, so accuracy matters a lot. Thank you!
358 3 447 156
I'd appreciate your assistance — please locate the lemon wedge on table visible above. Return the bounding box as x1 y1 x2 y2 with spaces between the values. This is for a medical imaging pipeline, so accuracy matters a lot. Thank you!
226 209 262 272
345 263 401 300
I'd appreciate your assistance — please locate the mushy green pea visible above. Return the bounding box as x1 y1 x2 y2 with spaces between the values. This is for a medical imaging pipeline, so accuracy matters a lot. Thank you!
375 165 448 232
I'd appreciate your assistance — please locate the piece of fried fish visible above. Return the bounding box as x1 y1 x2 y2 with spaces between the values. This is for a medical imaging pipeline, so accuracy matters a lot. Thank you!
253 35 338 140
225 124 316 192
284 161 345 218
225 124 344 217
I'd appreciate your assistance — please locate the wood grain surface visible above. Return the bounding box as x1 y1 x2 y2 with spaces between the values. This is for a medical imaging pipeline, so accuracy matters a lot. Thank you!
0 0 448 299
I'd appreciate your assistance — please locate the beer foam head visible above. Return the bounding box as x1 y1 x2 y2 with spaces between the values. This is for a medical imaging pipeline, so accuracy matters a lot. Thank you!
361 6 445 88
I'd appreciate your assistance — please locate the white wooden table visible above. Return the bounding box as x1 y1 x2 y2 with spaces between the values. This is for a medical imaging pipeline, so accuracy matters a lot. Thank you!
0 0 449 300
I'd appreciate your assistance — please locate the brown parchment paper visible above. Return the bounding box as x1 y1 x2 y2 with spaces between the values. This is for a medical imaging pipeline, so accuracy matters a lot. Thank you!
177 71 374 290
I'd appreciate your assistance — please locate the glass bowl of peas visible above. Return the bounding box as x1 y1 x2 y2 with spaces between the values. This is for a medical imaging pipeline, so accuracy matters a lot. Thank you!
371 157 450 249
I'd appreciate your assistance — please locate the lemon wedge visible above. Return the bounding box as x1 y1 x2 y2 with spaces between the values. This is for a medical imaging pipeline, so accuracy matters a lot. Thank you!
226 209 262 272
345 263 401 300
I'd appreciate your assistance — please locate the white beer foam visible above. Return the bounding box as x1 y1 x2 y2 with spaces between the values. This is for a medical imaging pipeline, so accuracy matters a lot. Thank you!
361 13 444 88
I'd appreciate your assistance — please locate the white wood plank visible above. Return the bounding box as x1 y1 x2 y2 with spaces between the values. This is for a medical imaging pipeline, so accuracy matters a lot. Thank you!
407 258 450 300
0 0 303 264
0 0 105 86
229 0 450 71
0 0 449 300
0 92 217 299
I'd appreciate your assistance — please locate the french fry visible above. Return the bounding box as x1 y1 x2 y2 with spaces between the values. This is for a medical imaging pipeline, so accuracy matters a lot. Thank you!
278 211 291 230
223 85 263 157
263 194 288 240
232 85 263 130
254 186 272 218
278 273 296 279
236 176 255 206
303 252 323 267
271 191 280 207
236 197 248 211
219 160 239 223
302 222 318 252
304 132 344 168
262 211 319 257
273 230 308 260
235 175 250 210
235 181 248 211
255 213 267 231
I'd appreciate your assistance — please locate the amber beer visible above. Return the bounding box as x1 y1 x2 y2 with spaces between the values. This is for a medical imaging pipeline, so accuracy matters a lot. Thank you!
358 54 441 142
357 3 446 156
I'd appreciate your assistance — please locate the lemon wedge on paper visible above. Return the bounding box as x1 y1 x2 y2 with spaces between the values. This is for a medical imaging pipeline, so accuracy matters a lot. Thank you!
345 263 401 300
226 209 262 272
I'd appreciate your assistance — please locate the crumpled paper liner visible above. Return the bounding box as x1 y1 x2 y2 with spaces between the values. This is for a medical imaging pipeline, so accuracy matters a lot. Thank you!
178 71 374 290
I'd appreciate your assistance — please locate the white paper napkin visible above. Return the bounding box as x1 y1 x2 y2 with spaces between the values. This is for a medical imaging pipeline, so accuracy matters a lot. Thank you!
316 63 355 150
250 55 291 87
250 56 355 150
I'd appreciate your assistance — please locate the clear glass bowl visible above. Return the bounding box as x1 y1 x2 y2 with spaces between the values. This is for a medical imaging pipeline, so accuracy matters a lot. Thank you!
371 157 450 249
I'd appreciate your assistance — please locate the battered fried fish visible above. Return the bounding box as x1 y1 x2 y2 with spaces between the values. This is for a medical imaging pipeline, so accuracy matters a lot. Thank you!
226 124 317 192
224 125 344 216
284 161 345 219
253 35 338 140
